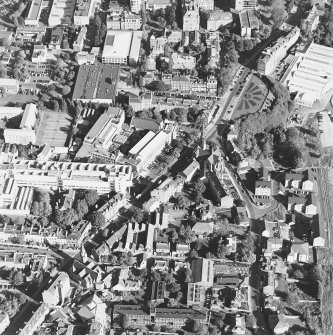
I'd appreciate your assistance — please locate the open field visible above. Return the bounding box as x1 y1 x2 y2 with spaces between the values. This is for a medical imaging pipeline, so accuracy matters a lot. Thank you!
35 110 72 147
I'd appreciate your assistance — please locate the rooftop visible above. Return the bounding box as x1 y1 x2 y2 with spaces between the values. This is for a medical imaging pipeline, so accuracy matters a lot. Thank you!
72 65 120 101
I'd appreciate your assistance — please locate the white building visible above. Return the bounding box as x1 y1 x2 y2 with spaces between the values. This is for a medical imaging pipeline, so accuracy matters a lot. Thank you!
284 42 333 107
0 79 19 94
74 0 100 26
25 0 44 26
102 30 142 65
258 26 300 75
0 106 22 120
42 272 71 306
76 51 96 65
20 104 37 128
183 3 200 31
48 0 76 27
73 26 87 51
197 0 213 10
0 314 9 335
18 304 49 335
107 12 142 30
31 45 48 63
4 128 36 145
146 0 172 11
0 160 133 195
130 0 142 14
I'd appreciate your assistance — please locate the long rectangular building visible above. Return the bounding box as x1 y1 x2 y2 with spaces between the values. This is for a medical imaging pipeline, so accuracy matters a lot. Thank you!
48 0 76 27
257 26 300 75
74 0 100 26
0 160 132 194
25 0 44 26
284 42 333 107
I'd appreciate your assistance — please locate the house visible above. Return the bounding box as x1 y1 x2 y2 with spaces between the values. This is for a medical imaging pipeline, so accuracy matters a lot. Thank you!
155 242 170 255
192 221 214 236
190 258 214 287
174 243 190 256
288 194 317 215
285 169 314 193
312 214 325 247
0 79 19 94
207 10 233 31
255 180 272 197
262 220 291 240
287 242 312 263
77 293 108 326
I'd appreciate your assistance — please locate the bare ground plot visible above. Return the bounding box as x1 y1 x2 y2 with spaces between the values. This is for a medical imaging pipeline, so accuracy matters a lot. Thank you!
35 110 72 147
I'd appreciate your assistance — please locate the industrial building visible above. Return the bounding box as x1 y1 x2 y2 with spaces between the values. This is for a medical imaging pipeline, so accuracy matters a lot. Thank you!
72 64 120 104
283 42 333 107
102 30 142 65
48 0 76 27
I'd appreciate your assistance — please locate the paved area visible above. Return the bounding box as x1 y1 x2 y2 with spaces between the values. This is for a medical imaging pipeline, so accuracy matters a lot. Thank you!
35 110 72 147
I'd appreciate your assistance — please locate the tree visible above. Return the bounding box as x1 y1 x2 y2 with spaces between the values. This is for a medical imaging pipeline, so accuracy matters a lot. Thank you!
138 75 144 89
118 314 130 329
243 39 254 51
9 270 24 286
62 85 71 96
270 0 287 27
147 80 171 92
89 212 105 229
169 283 181 293
190 320 201 333
74 199 89 219
84 190 99 207
0 38 9 48
61 99 68 113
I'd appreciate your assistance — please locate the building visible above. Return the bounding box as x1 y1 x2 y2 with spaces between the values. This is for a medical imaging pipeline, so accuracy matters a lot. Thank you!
76 51 96 65
97 193 128 222
191 258 214 287
180 159 200 182
145 0 172 11
239 10 259 38
18 304 50 335
151 281 166 304
257 26 300 75
74 0 100 26
102 30 142 65
187 283 206 307
182 0 200 31
284 170 314 193
42 272 71 306
73 26 87 51
301 5 321 33
15 26 46 44
48 0 76 27
107 12 142 30
31 45 47 63
130 0 142 13
197 0 213 10
233 0 257 11
0 78 19 94
255 180 272 197
287 242 311 263
207 11 233 31
283 42 333 107
76 107 125 158
49 26 64 49
150 176 185 204
72 65 120 104
113 305 207 328
0 106 22 120
0 160 132 195
0 314 9 334
129 129 175 172
4 128 36 145
25 0 45 26
20 104 37 128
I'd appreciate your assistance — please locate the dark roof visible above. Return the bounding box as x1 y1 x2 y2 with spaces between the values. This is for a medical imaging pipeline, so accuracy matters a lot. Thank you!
255 180 272 188
130 117 161 131
72 65 120 101
288 196 307 204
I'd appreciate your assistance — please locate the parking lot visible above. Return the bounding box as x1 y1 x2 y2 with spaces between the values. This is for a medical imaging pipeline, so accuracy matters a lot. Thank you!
35 110 72 147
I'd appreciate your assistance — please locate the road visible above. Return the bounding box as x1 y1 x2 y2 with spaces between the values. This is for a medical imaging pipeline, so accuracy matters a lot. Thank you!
316 168 333 246
224 162 278 220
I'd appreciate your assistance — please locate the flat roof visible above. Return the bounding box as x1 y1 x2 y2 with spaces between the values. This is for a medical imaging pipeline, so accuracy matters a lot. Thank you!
102 30 132 59
72 64 120 101
74 0 93 17
26 0 43 21
129 30 142 61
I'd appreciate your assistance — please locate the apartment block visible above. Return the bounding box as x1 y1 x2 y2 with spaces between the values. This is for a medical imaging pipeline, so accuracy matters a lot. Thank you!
74 0 100 26
233 0 257 10
182 0 200 31
257 26 300 75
